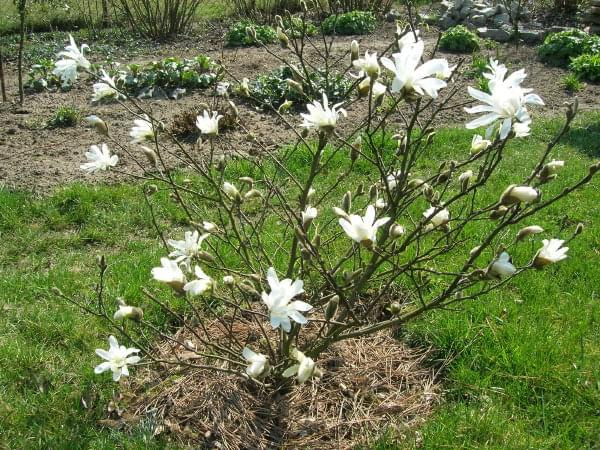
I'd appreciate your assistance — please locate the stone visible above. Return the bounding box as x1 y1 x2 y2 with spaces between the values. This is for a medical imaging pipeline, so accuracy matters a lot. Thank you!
470 14 487 26
459 5 471 18
478 26 511 42
518 28 545 44
496 4 508 14
479 6 498 17
492 12 511 27
439 14 458 29
588 24 600 34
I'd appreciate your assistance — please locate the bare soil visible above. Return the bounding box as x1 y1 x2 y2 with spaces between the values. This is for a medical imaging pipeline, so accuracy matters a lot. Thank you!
0 22 598 192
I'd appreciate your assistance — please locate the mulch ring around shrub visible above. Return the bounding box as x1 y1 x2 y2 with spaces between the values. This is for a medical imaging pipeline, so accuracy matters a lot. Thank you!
110 328 444 449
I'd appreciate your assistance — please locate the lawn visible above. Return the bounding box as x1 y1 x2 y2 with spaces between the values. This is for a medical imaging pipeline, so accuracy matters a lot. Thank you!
1 110 599 448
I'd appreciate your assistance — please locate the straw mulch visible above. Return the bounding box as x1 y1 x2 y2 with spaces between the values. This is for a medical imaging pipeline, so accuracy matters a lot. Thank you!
118 327 443 449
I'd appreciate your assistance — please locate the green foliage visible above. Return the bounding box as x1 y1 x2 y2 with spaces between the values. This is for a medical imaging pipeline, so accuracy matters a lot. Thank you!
466 54 490 93
569 53 600 82
47 106 80 128
246 65 352 108
321 10 376 35
538 30 600 67
439 25 479 53
226 20 277 46
25 57 62 91
562 73 583 92
117 55 222 97
283 16 317 37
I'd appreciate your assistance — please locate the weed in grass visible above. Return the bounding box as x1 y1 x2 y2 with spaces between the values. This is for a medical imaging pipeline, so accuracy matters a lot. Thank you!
47 106 80 128
562 73 583 92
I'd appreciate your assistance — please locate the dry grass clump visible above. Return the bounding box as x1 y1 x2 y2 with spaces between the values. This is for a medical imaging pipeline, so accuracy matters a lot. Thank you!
121 327 443 449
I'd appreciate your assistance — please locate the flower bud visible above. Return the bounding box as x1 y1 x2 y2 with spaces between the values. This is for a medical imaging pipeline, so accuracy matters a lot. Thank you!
422 184 435 201
350 40 359 62
575 222 584 235
458 170 473 193
490 205 508 220
140 146 157 166
368 184 378 202
114 305 144 321
84 115 109 136
145 184 158 195
301 247 312 260
277 100 293 114
516 225 544 242
325 295 339 320
245 26 257 42
244 189 262 200
469 246 481 258
408 178 425 189
332 207 349 220
286 79 304 94
277 27 289 48
223 275 235 285
389 301 402 315
390 223 405 239
311 232 321 249
198 251 215 263
500 185 538 205
351 136 361 162
355 183 364 196
239 281 259 297
342 191 352 213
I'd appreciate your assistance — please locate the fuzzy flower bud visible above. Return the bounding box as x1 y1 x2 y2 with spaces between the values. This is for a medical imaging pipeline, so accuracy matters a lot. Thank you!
500 185 539 205
516 225 544 242
350 40 359 62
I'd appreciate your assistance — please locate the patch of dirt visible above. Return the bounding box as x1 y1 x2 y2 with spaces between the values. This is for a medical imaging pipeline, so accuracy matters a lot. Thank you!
117 328 441 449
0 23 598 192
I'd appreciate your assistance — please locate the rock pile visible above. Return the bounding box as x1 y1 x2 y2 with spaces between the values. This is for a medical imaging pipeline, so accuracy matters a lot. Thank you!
583 0 600 34
426 0 545 43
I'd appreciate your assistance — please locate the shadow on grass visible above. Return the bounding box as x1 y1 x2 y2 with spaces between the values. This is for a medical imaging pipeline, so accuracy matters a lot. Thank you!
564 121 600 158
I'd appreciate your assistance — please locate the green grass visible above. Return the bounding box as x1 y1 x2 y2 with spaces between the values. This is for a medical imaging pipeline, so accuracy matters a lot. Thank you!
1 112 599 448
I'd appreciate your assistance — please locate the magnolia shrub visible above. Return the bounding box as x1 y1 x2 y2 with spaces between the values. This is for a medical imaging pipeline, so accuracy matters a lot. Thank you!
56 21 598 388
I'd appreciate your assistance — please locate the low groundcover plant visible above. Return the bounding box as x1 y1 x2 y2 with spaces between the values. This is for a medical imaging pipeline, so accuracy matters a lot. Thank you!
53 16 598 446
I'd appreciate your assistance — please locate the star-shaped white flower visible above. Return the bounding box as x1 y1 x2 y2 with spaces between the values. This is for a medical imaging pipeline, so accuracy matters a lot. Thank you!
167 230 209 265
300 93 347 132
52 34 90 87
57 34 90 70
94 335 140 382
92 70 121 103
242 347 269 378
52 59 78 87
151 257 186 291
489 251 516 279
339 205 390 247
183 266 214 296
534 238 568 267
195 110 223 136
282 348 318 384
261 267 311 333
301 206 318 226
380 40 448 99
80 143 118 173
353 50 380 78
129 114 155 144
423 205 450 227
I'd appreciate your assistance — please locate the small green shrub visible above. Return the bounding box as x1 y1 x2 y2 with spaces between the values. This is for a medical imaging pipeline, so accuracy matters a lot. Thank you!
283 16 317 37
226 20 277 46
321 11 376 35
245 66 352 108
25 58 63 91
48 106 80 128
538 30 600 67
561 73 583 92
569 53 600 82
466 54 490 92
439 25 479 53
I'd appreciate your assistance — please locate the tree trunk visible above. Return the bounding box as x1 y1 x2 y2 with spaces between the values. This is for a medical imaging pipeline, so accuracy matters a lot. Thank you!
17 3 26 106
101 0 110 26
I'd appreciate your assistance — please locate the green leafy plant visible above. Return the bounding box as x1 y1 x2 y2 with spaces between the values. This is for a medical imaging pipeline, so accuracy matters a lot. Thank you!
226 20 277 46
439 25 479 53
321 11 377 35
47 106 80 128
466 54 490 92
561 73 583 92
25 58 62 91
538 30 600 67
244 65 352 108
283 16 317 37
569 53 600 82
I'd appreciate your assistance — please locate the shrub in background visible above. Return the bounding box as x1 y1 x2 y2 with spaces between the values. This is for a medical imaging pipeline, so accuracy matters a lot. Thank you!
569 53 600 82
538 30 600 67
226 20 277 46
321 10 376 35
439 25 479 53
48 106 80 128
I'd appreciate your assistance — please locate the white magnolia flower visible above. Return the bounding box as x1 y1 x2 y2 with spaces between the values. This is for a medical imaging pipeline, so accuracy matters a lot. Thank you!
465 60 544 139
282 348 318 384
516 225 544 241
113 304 143 321
301 206 318 226
423 206 450 227
215 81 230 96
223 181 240 199
375 198 387 209
381 40 448 99
129 115 155 144
167 230 209 264
57 34 90 70
458 170 474 183
183 266 214 296
92 70 121 102
386 170 402 190
261 267 311 333
436 60 456 80
223 275 235 285
151 257 186 291
471 134 492 154
353 50 380 78
52 59 78 87
242 347 269 378
357 73 386 101
338 205 390 246
534 238 568 267
80 143 118 173
94 335 140 382
202 221 218 233
489 251 516 279
501 185 538 204
300 93 347 132
195 110 223 136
